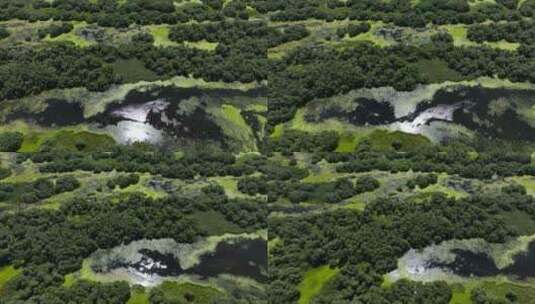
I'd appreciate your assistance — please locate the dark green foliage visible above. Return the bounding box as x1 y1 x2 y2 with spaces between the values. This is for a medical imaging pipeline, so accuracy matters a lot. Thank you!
270 190 522 303
467 21 535 44
0 132 23 152
238 174 379 204
31 146 271 180
471 287 508 304
0 26 9 40
54 176 80 194
223 0 249 19
336 22 371 38
354 176 380 193
37 22 73 39
132 32 154 44
496 0 518 9
335 141 535 180
406 173 438 189
520 0 535 17
0 195 201 275
0 176 80 204
3 264 131 303
0 167 10 180
107 174 140 189
268 131 340 153
268 43 427 126
0 45 120 100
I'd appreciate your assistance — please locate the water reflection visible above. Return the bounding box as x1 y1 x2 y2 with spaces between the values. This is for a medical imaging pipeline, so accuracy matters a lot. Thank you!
88 236 267 287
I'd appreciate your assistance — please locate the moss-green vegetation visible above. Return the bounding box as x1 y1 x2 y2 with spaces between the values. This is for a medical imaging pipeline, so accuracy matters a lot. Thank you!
467 0 496 6
214 104 257 151
336 134 360 152
153 281 223 304
298 266 339 304
191 210 245 235
112 59 160 83
0 122 115 152
363 130 431 152
127 287 150 304
450 279 535 304
500 210 535 235
184 40 218 51
413 59 467 83
41 130 116 152
0 266 21 292
43 21 94 47
148 25 178 47
510 176 535 197
443 24 520 51
344 21 392 48
480 280 535 303
450 283 472 304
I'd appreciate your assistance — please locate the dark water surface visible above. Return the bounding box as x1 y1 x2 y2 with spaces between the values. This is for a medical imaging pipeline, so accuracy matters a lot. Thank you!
420 86 535 141
314 86 535 141
91 85 265 146
434 241 535 280
122 238 267 283
7 99 85 126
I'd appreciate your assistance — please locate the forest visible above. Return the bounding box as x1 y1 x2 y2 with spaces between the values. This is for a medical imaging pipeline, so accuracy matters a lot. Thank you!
1 0 535 303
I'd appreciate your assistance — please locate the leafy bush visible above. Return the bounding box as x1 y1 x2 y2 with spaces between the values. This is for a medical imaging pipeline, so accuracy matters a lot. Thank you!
0 132 23 152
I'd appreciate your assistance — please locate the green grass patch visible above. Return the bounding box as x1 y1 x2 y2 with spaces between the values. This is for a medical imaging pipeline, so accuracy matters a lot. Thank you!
214 104 256 151
450 283 472 304
154 281 223 304
44 21 94 47
468 0 496 6
500 210 535 236
117 174 168 199
148 25 178 47
510 176 535 198
415 174 468 199
128 286 150 304
443 24 520 51
79 259 100 282
1 121 115 153
343 198 366 211
184 40 218 51
63 273 76 288
444 25 475 47
363 129 431 152
346 21 391 48
209 175 246 199
191 210 245 235
270 124 284 139
221 104 249 131
298 265 339 304
449 279 535 304
302 171 346 184
112 59 160 83
485 40 520 51
480 280 535 303
0 265 21 294
41 130 115 152
413 59 466 83
336 134 359 152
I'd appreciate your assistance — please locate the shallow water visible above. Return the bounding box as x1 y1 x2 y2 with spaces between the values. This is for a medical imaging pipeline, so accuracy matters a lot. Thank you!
111 99 169 122
6 99 85 127
390 239 535 282
441 241 535 280
314 85 535 143
394 102 465 135
92 86 264 146
91 237 267 286
106 120 163 144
